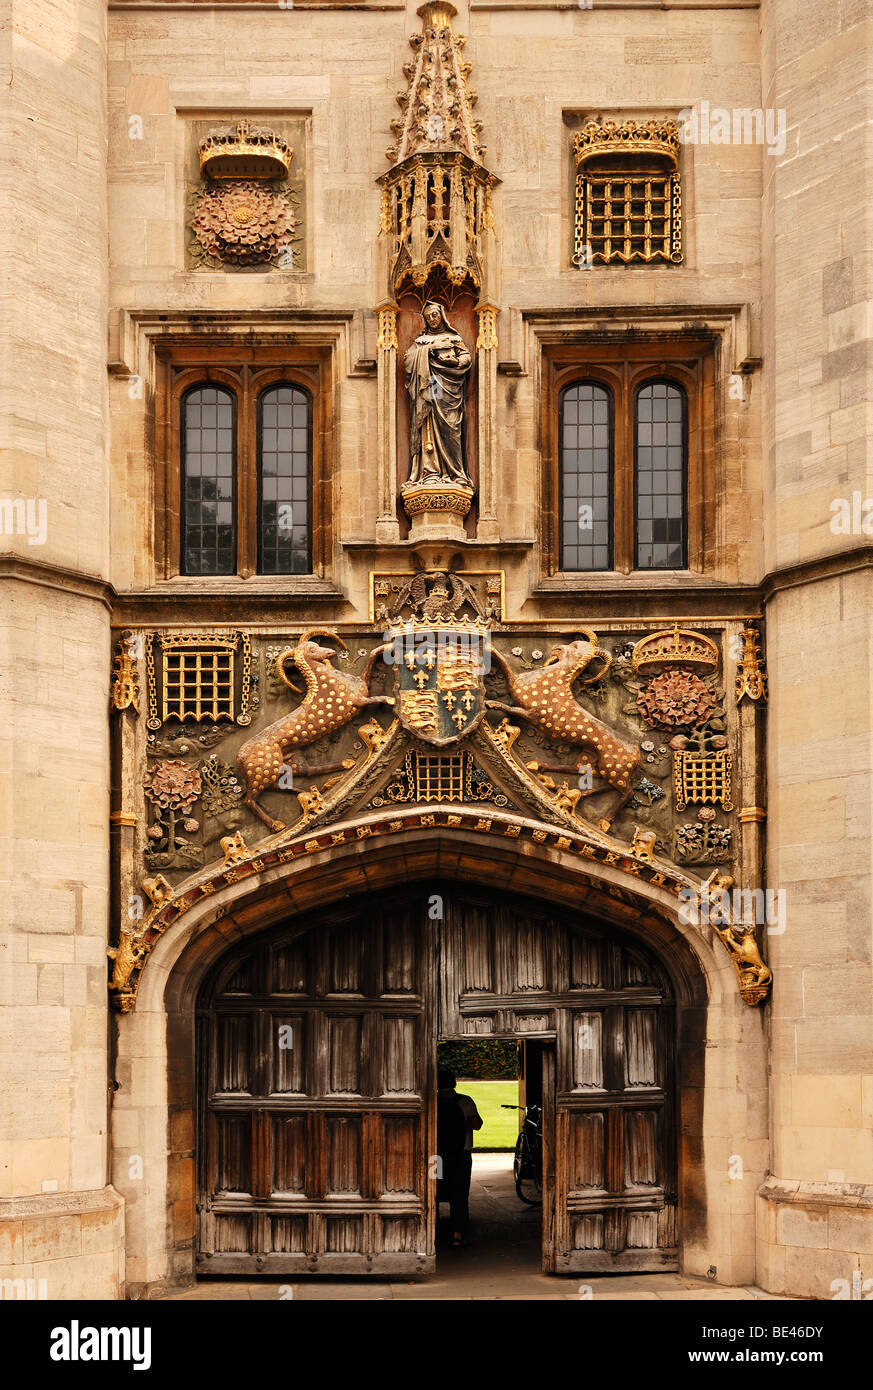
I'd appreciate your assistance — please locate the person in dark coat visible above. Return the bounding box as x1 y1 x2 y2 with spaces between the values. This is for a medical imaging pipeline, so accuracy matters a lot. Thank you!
436 1067 483 1246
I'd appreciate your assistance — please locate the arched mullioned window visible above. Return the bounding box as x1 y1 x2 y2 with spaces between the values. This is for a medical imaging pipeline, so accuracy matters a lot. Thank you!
545 342 708 576
258 384 312 575
177 376 315 578
559 381 613 572
181 385 236 576
634 380 687 570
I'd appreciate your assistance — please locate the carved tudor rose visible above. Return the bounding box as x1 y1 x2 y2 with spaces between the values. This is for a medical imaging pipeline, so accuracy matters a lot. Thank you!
191 180 295 267
191 119 296 269
637 668 718 729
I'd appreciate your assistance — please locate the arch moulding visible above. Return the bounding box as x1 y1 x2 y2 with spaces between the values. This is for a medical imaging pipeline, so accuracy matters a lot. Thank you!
110 816 767 1296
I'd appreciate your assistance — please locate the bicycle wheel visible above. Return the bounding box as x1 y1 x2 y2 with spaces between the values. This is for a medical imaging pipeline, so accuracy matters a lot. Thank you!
512 1131 525 1188
515 1132 542 1206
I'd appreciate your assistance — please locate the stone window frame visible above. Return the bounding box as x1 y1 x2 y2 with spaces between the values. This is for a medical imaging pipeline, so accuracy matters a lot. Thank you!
541 338 715 578
153 338 331 581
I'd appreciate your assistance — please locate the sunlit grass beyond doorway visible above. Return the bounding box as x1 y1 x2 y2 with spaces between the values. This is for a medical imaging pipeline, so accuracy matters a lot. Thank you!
456 1079 521 1150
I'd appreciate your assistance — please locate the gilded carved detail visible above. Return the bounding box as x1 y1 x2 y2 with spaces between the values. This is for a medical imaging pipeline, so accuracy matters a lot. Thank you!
572 119 683 268
145 631 253 730
380 4 496 296
143 759 204 869
486 634 639 834
189 119 299 270
476 304 499 350
111 632 140 714
702 871 772 1006
220 831 249 866
735 624 768 704
110 604 770 1012
631 624 719 672
377 305 399 351
637 669 718 729
236 630 394 831
191 181 296 268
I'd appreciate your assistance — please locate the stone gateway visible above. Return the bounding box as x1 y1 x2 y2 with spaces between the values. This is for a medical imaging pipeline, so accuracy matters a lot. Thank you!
1 0 871 1305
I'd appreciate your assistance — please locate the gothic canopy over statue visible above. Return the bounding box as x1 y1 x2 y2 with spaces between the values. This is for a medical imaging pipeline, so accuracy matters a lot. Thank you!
404 300 473 489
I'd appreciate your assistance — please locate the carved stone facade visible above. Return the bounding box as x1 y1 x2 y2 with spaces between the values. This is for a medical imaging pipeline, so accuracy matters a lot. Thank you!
110 610 764 1015
2 0 871 1306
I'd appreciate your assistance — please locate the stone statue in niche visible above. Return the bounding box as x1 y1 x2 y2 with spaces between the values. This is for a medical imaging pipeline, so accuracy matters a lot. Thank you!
404 301 473 489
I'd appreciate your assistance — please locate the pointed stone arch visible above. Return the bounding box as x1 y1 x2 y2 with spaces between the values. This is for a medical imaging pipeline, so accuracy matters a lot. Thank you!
111 820 766 1294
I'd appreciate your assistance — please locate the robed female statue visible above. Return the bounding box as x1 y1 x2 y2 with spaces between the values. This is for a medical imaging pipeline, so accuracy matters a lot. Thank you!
404 301 473 488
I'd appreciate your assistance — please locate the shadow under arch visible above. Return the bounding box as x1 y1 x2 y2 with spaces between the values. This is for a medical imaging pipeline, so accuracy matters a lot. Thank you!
114 824 763 1294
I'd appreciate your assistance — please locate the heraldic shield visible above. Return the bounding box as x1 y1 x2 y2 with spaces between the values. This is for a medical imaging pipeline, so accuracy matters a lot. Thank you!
390 621 489 747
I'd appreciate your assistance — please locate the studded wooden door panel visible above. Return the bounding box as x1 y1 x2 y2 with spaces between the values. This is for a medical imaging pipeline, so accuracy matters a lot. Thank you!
197 901 436 1276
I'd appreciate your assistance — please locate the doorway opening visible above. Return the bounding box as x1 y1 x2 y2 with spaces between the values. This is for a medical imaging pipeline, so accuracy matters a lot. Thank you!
435 1039 546 1277
194 882 679 1279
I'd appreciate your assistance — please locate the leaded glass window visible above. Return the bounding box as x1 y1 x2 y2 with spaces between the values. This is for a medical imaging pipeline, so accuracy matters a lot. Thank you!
258 385 311 575
560 383 612 572
635 382 687 570
181 386 236 575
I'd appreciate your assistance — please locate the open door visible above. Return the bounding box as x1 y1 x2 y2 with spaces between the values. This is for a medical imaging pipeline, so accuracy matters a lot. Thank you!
197 897 437 1276
544 995 677 1273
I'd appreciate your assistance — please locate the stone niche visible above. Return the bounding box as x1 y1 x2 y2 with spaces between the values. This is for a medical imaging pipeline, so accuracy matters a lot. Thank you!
185 116 307 273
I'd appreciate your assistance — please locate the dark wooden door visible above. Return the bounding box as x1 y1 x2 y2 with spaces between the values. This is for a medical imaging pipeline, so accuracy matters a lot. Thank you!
197 886 676 1277
548 942 677 1272
197 899 436 1275
438 889 678 1273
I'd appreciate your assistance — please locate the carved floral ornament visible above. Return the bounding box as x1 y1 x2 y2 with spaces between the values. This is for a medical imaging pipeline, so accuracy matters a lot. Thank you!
637 669 718 729
191 182 295 267
109 608 771 1014
190 119 297 270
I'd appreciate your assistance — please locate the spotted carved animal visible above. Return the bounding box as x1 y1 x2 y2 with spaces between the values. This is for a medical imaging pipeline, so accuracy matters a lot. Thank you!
237 631 394 831
487 632 641 833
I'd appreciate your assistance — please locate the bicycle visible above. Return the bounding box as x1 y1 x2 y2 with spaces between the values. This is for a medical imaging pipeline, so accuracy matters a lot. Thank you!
502 1102 543 1205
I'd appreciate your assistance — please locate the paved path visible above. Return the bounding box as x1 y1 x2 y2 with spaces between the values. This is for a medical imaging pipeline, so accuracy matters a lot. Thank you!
162 1154 789 1301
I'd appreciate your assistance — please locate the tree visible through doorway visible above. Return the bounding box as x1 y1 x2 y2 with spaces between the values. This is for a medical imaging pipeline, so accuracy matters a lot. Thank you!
437 1040 519 1150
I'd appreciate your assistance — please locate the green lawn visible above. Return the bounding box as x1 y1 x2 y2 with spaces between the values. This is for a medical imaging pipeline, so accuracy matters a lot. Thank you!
456 1079 521 1151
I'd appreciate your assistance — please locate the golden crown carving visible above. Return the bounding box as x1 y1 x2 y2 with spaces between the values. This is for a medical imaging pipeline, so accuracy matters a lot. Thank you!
384 613 490 640
199 119 293 181
631 623 719 673
573 119 681 172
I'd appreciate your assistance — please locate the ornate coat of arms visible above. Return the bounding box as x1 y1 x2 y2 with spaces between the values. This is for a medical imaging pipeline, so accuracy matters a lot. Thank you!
391 620 488 747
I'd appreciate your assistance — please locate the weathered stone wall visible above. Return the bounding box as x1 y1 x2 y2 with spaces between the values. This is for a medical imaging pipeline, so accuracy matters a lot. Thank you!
0 0 124 1298
106 0 764 604
758 0 873 1297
